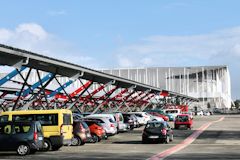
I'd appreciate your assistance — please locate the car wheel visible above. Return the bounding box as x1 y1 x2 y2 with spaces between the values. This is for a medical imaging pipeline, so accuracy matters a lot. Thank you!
17 144 30 156
165 136 170 144
80 139 85 145
174 125 179 129
170 134 174 141
43 139 52 151
92 134 99 143
71 136 81 146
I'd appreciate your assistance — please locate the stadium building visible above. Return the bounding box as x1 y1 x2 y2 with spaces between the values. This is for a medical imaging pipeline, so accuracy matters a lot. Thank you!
100 66 232 109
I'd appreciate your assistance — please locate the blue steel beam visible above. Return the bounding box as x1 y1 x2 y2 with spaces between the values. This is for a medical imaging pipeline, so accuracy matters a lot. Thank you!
16 73 54 97
47 80 73 98
0 66 26 86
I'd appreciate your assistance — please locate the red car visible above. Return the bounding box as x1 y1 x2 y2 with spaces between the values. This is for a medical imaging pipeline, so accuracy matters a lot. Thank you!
84 120 107 143
148 112 169 121
174 114 193 129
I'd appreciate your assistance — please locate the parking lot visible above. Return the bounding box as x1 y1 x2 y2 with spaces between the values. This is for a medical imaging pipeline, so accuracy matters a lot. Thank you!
0 114 239 160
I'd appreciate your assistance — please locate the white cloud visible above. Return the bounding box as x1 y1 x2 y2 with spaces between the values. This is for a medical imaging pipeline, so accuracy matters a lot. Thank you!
0 23 97 68
116 27 240 68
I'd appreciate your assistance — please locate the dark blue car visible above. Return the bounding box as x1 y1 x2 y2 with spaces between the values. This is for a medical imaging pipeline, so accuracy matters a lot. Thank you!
0 121 44 156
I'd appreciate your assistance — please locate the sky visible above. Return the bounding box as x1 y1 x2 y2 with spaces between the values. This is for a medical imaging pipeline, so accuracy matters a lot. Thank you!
0 0 240 99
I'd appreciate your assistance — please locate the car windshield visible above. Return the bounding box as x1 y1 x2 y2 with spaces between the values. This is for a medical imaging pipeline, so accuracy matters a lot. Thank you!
176 116 189 122
109 118 115 123
145 122 164 129
135 114 143 117
81 121 89 129
166 110 178 114
0 116 8 122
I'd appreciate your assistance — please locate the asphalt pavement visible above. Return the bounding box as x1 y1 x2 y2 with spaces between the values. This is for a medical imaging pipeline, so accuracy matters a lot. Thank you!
0 115 239 160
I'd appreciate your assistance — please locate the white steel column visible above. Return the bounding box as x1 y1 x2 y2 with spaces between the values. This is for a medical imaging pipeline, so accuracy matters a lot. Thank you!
157 68 159 88
179 72 182 94
183 67 186 94
202 67 205 108
196 70 199 98
168 68 171 90
165 72 168 90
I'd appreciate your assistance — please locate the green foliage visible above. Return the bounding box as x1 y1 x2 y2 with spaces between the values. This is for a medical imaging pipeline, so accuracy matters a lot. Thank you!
234 100 240 109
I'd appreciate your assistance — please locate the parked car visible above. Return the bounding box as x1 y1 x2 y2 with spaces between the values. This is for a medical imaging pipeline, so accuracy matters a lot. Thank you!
0 121 44 156
203 111 211 116
128 112 151 125
150 115 164 122
86 114 117 129
182 112 194 119
83 117 117 136
123 113 140 128
174 114 193 129
71 120 92 146
1 109 73 151
147 112 169 121
142 121 173 144
112 112 129 132
122 113 135 130
84 120 107 143
145 109 172 121
163 109 181 121
196 110 204 116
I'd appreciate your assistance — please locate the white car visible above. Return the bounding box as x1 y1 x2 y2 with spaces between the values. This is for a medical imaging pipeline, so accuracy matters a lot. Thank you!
203 111 211 116
87 114 117 128
112 112 129 131
150 115 164 122
196 111 203 116
128 112 151 125
163 109 181 120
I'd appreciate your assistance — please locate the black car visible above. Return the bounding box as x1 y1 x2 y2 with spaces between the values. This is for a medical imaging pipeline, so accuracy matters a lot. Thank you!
142 121 173 144
0 121 44 155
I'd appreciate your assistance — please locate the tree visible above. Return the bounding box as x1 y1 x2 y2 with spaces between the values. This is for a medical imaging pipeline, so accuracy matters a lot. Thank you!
234 100 240 109
207 102 211 110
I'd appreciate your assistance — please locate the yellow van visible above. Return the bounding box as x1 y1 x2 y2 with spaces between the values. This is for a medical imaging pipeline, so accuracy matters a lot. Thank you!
1 109 73 151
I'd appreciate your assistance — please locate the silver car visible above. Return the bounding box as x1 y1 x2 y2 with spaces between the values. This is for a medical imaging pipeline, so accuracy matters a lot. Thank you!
84 116 117 136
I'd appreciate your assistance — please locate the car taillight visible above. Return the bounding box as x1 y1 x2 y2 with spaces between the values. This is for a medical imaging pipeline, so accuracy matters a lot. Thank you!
34 131 38 141
60 124 64 135
80 124 86 132
161 128 167 135
110 124 114 127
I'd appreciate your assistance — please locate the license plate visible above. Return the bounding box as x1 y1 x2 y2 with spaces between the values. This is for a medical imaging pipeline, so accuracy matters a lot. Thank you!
38 137 43 140
149 136 159 138
87 134 91 137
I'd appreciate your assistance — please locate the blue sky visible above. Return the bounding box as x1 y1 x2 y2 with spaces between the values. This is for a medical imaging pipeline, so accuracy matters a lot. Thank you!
0 0 240 99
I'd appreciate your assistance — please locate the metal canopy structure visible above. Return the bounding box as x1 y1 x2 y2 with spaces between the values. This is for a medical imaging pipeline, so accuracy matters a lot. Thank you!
0 44 198 112
161 90 199 102
0 44 161 92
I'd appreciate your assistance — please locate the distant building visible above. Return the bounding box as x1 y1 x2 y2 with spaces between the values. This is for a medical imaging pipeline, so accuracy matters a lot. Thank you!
100 66 232 109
